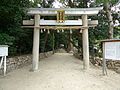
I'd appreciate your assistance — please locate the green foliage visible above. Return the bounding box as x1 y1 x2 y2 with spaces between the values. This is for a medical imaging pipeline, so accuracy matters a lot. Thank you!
89 13 108 55
0 0 31 55
0 0 56 56
96 0 119 5
96 0 118 3
0 33 15 45
0 0 119 57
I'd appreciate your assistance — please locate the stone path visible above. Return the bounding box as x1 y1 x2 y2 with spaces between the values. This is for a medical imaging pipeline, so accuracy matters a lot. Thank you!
0 53 120 90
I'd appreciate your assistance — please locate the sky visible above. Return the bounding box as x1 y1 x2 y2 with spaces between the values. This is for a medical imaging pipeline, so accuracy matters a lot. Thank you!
111 3 120 12
29 0 120 12
52 0 63 8
52 0 120 12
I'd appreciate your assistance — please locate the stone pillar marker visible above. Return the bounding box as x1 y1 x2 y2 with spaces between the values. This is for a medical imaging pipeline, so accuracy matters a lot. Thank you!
32 14 40 71
82 14 89 70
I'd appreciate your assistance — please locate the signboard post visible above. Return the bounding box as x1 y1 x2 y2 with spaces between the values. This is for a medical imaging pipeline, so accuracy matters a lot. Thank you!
102 39 120 75
102 43 107 75
0 45 8 76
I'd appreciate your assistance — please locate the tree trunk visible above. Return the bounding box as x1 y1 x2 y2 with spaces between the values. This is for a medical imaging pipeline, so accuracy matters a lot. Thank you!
63 34 79 50
42 0 46 7
104 2 114 39
52 31 55 54
67 31 72 52
42 31 48 52
83 0 88 8
68 0 74 8
77 30 82 53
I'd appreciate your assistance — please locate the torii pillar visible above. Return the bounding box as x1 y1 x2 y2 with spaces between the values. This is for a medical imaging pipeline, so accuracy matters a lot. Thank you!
32 14 40 71
82 14 89 70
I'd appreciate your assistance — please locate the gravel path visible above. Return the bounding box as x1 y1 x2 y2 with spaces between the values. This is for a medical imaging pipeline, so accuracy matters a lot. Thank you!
0 53 120 90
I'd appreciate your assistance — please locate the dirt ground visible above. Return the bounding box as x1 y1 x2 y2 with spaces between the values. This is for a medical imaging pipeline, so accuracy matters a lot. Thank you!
0 53 120 90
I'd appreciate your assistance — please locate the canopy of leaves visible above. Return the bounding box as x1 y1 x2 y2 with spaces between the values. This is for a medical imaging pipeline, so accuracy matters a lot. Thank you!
96 0 119 5
0 0 119 56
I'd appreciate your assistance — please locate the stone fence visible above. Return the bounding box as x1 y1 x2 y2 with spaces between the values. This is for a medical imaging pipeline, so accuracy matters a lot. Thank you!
0 51 53 75
73 50 120 74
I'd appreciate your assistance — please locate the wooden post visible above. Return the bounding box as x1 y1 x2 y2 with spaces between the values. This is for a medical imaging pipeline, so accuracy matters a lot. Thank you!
32 14 40 71
82 15 89 70
0 57 3 69
4 56 6 76
102 42 107 75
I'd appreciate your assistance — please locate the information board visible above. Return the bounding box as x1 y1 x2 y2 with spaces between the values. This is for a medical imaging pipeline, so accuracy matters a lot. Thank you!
105 42 120 60
0 46 8 56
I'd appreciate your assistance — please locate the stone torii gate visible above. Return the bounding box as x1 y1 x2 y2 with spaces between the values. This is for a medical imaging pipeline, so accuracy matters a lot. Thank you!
22 7 103 71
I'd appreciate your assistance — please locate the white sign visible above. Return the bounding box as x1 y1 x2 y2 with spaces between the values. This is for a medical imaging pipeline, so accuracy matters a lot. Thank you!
105 42 120 60
0 45 8 56
0 45 8 75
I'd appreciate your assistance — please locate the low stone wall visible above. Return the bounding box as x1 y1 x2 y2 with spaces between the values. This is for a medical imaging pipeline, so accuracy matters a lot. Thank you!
0 51 53 75
92 57 120 72
73 51 120 74
73 52 82 60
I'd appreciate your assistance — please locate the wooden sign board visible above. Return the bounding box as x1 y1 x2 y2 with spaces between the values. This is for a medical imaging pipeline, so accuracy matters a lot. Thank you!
102 39 120 75
0 45 8 56
57 10 65 23
104 42 120 60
